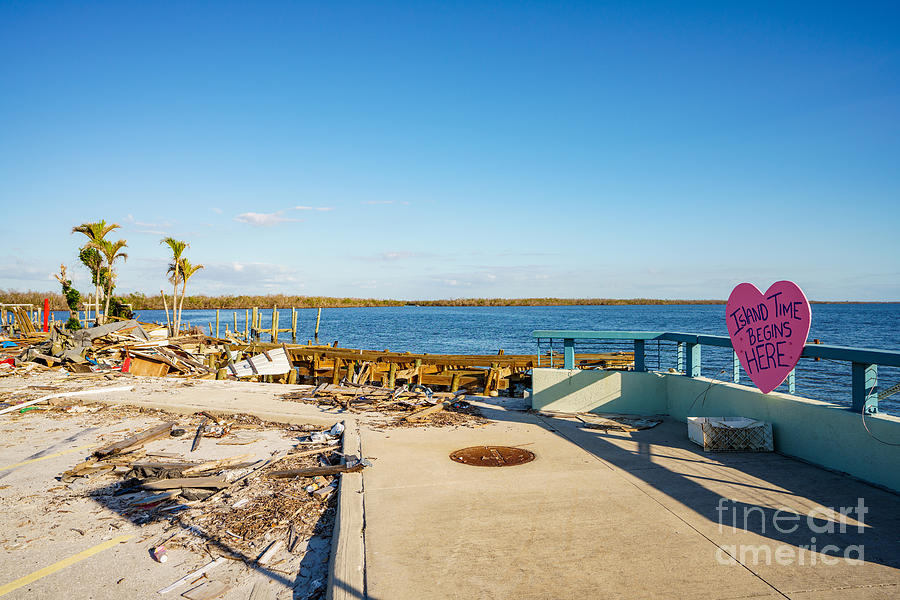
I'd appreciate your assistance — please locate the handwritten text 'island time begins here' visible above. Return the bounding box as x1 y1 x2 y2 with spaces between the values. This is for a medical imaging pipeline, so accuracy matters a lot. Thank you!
728 291 805 376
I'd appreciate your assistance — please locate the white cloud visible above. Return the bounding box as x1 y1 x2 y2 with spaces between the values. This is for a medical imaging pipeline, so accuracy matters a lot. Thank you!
294 206 335 212
134 219 175 229
0 256 55 288
211 207 223 214
234 211 302 227
198 261 303 290
363 200 394 205
355 251 436 262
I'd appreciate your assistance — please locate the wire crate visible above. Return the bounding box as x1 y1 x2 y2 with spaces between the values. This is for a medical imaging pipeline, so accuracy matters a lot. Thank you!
687 417 773 452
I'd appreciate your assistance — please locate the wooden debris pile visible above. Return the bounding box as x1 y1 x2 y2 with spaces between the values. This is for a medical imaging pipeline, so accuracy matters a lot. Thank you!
281 383 489 427
536 410 663 432
55 415 364 569
1 319 220 378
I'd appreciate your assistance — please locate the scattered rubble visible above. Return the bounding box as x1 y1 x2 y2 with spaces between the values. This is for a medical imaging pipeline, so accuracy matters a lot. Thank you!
0 406 361 599
281 383 489 428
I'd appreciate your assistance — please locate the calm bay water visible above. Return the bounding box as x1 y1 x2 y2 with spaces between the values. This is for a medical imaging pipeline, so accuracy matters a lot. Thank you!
51 304 900 414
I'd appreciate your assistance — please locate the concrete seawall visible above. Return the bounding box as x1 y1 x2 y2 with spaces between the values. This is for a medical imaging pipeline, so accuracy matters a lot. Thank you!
532 367 900 492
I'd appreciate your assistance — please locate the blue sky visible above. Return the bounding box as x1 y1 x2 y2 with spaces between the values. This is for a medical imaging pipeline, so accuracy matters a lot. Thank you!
1 1 898 300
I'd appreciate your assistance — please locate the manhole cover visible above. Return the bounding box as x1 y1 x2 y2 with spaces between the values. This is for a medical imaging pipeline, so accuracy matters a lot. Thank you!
449 446 535 467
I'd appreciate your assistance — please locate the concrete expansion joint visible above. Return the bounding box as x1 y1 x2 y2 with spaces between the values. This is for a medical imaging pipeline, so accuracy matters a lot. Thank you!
788 582 900 594
327 421 368 600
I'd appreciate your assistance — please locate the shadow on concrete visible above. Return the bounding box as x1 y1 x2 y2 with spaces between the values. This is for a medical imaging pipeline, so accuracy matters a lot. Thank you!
475 399 900 573
77 466 335 599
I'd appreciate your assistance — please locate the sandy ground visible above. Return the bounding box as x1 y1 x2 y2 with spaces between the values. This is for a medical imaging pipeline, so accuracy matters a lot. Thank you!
0 394 338 599
0 367 497 600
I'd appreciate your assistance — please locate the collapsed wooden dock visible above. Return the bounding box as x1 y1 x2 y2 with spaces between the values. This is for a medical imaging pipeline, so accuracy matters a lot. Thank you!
2 314 635 394
239 343 635 394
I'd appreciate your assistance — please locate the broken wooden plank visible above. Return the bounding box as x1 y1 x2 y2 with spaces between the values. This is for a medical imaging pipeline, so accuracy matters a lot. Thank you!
402 400 451 422
256 540 283 566
266 462 365 479
181 580 230 600
94 421 176 458
157 557 226 594
312 482 337 500
128 356 171 377
0 385 134 417
142 476 228 490
291 446 340 458
190 417 207 452
182 454 253 476
130 490 182 506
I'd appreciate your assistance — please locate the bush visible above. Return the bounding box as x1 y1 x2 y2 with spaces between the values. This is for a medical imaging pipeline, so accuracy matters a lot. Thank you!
108 297 134 320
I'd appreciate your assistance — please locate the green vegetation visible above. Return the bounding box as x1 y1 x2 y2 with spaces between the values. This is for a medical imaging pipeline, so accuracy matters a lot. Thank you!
53 265 82 330
161 237 203 334
107 297 134 320
72 220 121 324
0 291 733 310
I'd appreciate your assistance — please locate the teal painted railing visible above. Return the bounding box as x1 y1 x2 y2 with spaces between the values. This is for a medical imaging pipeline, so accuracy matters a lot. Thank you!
532 330 900 414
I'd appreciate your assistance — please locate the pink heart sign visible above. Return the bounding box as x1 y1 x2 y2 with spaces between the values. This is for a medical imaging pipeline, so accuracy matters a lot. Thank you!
726 281 811 394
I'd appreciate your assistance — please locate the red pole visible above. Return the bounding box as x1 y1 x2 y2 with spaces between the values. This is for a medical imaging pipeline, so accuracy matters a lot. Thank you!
43 298 50 332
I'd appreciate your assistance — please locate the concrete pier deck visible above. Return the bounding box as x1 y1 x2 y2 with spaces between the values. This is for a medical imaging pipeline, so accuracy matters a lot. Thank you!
359 399 900 599
0 378 898 599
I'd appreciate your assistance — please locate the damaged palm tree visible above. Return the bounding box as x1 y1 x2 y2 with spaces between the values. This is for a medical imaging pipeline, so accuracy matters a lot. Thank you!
72 220 119 324
161 238 202 336
94 238 128 321
177 258 203 334
54 264 82 330
161 237 188 335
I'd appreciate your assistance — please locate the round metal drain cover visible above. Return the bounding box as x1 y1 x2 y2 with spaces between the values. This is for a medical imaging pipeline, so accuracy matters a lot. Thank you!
449 446 535 467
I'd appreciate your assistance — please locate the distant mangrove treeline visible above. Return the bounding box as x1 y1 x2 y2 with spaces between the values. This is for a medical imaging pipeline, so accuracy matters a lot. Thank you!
3 290 880 310
3 290 726 310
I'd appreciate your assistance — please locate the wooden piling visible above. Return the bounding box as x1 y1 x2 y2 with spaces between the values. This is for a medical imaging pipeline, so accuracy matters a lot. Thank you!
314 307 321 342
215 309 220 338
252 307 259 341
388 362 397 388
291 308 297 342
450 372 461 392
233 312 238 337
245 309 249 340
271 305 278 343
332 357 343 385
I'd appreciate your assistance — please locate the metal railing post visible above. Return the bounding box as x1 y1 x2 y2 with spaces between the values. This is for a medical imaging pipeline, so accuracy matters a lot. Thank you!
563 338 575 370
851 362 877 413
634 339 646 372
732 351 740 383
686 342 701 378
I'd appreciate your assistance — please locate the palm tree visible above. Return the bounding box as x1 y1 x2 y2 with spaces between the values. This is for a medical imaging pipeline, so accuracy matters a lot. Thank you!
166 259 183 331
161 237 188 335
77 246 106 322
177 258 204 332
94 238 128 320
72 220 119 324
